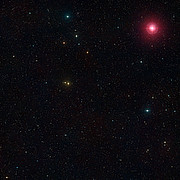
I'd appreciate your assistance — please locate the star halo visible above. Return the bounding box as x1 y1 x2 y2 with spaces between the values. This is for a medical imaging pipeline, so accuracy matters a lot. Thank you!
139 16 164 44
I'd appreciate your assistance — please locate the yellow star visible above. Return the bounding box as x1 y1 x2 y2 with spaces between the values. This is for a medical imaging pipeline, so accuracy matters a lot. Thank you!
63 81 71 86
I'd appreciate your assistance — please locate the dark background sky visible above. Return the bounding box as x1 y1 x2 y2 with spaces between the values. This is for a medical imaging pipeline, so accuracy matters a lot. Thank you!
0 0 179 179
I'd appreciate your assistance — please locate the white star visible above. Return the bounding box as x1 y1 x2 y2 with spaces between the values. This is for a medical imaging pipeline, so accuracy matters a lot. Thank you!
145 109 150 113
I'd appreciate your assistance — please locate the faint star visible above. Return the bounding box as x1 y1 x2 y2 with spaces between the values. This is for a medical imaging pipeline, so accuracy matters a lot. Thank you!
146 148 150 153
144 121 147 125
163 141 167 146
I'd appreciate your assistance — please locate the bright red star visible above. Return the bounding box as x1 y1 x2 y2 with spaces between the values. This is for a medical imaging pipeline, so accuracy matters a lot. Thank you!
137 14 167 47
138 16 165 45
146 23 158 35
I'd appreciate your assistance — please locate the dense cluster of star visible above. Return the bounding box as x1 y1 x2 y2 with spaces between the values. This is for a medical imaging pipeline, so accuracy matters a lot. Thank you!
1 0 178 179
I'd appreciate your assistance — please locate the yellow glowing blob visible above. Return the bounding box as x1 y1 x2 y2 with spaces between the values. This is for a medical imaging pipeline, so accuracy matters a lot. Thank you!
63 81 71 86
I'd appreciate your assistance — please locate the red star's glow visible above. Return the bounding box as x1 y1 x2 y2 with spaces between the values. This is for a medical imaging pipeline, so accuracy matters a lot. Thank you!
137 15 167 47
146 23 158 35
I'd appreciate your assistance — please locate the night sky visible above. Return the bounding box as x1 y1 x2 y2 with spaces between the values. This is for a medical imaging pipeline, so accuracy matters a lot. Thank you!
1 0 179 179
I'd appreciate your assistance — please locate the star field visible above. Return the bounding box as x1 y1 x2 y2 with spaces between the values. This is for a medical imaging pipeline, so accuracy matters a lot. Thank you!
0 0 179 179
